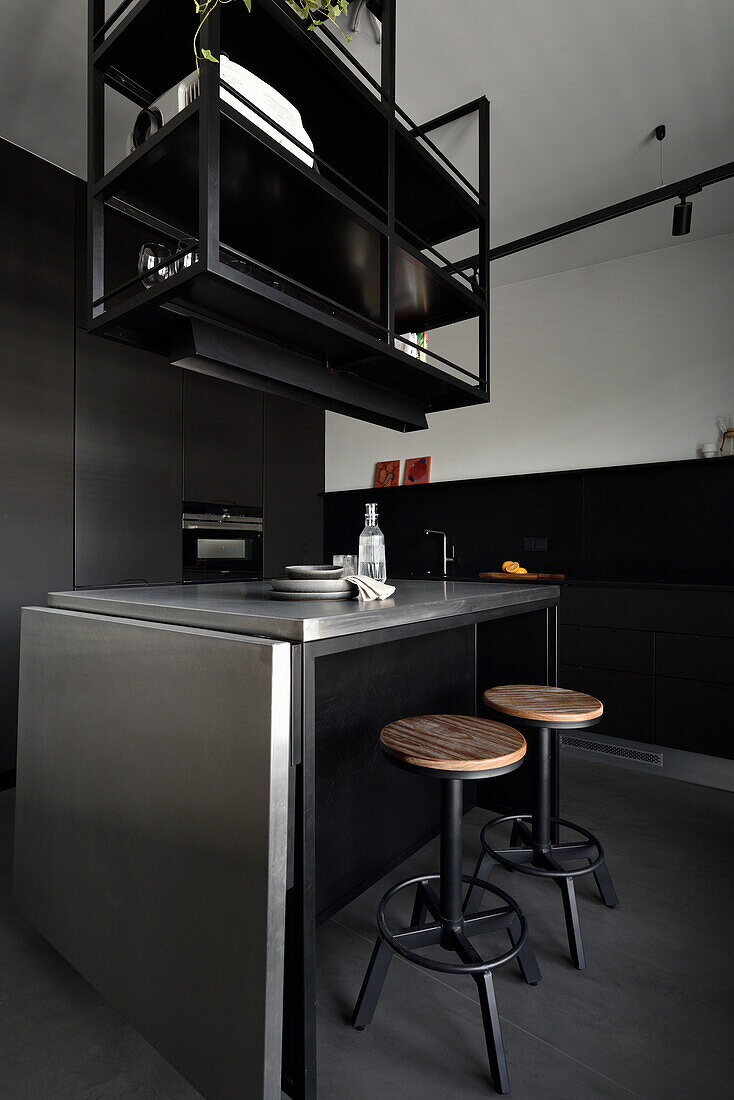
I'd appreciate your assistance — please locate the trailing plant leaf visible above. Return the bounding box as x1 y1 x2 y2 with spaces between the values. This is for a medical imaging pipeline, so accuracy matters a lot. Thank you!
194 0 350 69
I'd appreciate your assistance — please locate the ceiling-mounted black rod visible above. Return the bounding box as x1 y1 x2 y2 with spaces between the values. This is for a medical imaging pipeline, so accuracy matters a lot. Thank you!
488 159 734 261
412 96 488 136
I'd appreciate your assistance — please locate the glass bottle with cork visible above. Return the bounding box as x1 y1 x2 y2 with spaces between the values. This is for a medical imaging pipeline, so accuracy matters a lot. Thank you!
358 503 387 582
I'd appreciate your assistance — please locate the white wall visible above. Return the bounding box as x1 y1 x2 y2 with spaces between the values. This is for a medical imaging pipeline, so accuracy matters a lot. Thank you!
325 232 734 491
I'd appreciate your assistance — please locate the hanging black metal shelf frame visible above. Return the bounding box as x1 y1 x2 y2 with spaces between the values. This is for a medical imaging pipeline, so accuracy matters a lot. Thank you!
88 0 490 431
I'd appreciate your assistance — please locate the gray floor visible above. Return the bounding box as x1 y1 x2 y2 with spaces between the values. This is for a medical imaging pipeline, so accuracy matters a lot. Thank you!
1 757 732 1098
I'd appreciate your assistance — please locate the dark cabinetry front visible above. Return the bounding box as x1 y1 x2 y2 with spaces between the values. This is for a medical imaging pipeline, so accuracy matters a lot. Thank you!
561 625 654 675
656 677 734 760
560 665 655 745
656 632 734 686
561 585 734 759
183 372 264 506
0 142 75 773
75 330 182 588
263 394 324 576
655 632 734 760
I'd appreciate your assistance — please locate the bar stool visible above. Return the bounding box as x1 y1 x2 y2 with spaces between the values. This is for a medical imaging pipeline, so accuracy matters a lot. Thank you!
351 714 541 1095
466 686 619 971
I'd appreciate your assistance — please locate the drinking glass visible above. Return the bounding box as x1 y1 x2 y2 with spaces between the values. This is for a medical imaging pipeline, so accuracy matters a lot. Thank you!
342 554 358 577
138 243 172 288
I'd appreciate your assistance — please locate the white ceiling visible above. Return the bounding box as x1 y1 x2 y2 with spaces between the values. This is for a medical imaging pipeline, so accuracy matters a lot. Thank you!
2 0 733 284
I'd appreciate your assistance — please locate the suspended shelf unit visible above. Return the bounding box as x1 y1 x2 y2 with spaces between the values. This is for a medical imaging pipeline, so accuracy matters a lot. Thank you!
88 0 490 431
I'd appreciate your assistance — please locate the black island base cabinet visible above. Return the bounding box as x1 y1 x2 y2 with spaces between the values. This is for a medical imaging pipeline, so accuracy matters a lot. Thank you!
14 579 558 1100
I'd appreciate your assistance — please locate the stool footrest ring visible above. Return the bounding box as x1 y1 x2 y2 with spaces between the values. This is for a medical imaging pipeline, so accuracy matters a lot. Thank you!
377 873 528 975
480 814 606 879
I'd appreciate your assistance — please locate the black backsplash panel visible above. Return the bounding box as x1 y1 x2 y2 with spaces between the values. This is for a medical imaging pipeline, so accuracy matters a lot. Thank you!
583 460 734 584
324 457 734 586
325 472 584 579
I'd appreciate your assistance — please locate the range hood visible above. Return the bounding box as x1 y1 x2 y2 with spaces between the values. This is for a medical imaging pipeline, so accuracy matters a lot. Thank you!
171 316 429 432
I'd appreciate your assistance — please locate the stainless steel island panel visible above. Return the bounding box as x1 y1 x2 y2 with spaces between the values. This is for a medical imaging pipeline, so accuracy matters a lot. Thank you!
13 607 291 1100
48 578 560 643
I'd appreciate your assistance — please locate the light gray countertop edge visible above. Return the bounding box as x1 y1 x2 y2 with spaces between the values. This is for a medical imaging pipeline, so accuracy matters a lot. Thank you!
47 581 560 644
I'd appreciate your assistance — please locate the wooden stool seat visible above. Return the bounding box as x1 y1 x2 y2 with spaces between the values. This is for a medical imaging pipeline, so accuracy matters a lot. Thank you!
483 684 603 724
380 714 526 773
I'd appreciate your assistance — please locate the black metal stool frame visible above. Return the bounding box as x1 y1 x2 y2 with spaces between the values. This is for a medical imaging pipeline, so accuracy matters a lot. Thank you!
352 758 541 1095
465 714 619 971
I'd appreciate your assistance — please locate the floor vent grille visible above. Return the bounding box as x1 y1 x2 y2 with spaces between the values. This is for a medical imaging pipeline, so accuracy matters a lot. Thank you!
560 736 663 767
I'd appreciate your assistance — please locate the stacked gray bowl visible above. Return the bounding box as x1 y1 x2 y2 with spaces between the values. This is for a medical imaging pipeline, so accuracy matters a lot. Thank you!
269 565 356 601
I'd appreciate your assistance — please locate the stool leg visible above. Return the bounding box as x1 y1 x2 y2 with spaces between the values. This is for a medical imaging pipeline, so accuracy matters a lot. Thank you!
440 779 465 935
410 883 428 927
531 727 553 862
509 819 524 848
476 970 510 1095
592 858 619 909
454 930 510 1094
463 848 495 915
507 912 542 986
352 936 394 1030
410 881 441 926
557 877 585 970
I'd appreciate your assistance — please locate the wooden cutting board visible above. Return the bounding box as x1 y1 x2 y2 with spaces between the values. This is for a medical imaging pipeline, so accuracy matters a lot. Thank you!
479 572 566 581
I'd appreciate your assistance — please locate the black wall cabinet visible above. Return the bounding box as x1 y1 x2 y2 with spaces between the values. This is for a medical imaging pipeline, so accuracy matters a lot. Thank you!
263 394 324 576
75 329 182 588
0 143 75 774
183 372 264 506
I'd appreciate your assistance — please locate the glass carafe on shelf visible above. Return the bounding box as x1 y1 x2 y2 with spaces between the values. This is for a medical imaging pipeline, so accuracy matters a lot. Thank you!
358 503 387 582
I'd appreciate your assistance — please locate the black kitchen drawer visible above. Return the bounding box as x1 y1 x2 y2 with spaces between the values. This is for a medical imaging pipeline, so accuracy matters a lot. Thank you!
560 664 655 744
656 633 734 686
561 625 653 675
656 676 734 759
561 585 734 636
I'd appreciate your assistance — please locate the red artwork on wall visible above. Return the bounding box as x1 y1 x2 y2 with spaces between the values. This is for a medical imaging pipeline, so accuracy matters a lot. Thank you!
404 456 431 485
374 460 401 488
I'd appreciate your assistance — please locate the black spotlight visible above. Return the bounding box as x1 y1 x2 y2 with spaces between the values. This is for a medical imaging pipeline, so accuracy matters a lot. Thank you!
672 196 692 236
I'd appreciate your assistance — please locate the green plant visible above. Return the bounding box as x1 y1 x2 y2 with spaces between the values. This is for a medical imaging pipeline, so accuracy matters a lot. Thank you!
194 0 351 69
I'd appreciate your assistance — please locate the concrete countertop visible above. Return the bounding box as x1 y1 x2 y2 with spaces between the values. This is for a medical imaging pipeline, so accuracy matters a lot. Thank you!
48 579 559 644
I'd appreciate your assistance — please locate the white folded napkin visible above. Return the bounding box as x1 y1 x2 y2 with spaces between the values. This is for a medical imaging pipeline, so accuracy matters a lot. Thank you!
345 575 396 601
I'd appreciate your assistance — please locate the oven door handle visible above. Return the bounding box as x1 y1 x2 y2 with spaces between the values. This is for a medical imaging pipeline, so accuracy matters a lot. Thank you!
182 520 263 532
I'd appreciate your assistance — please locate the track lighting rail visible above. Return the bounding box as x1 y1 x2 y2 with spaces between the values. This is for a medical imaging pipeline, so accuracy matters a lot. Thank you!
448 158 734 272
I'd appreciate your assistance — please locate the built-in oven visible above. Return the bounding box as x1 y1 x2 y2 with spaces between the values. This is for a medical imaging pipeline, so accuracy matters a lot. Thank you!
182 502 263 583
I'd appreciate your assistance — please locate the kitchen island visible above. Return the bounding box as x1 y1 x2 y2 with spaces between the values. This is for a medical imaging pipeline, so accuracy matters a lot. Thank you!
14 580 559 1100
